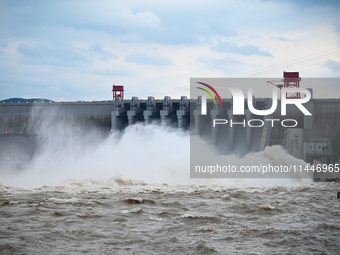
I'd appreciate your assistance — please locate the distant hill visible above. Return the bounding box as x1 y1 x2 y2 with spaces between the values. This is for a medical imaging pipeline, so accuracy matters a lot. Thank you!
0 98 54 103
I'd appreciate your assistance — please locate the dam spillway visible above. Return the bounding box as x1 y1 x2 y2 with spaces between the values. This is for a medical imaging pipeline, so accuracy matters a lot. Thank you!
1 96 340 162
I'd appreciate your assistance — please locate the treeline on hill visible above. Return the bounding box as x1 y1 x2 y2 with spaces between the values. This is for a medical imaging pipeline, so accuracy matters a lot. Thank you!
0 98 53 103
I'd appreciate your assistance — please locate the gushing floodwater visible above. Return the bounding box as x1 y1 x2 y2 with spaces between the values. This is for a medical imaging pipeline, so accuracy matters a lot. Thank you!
0 114 339 254
1 122 192 187
1 119 311 188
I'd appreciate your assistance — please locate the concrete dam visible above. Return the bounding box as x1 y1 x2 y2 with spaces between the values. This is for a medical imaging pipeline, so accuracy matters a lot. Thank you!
1 95 340 163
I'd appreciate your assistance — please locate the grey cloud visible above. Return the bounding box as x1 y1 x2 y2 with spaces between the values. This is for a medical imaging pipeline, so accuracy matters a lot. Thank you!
0 1 238 46
334 22 340 33
17 43 89 66
326 60 340 72
39 44 88 63
278 37 290 41
261 0 340 8
199 56 242 74
213 42 272 57
90 69 133 77
88 43 117 61
17 44 43 59
125 52 173 66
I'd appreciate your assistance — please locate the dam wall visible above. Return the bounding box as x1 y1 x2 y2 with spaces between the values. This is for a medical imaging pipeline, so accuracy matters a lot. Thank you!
0 101 114 134
313 99 340 137
1 97 340 160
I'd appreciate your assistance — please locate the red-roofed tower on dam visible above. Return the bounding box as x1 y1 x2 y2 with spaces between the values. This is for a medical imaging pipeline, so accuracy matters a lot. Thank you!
283 71 301 99
267 71 301 99
112 85 124 100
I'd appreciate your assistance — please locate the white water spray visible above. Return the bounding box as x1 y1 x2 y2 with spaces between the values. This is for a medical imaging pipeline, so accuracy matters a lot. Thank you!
0 108 312 188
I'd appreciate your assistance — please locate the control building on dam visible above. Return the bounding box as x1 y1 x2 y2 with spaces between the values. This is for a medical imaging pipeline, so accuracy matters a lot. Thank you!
0 92 340 163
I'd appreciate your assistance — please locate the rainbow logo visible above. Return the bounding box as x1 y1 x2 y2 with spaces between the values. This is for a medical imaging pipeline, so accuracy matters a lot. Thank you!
196 82 223 107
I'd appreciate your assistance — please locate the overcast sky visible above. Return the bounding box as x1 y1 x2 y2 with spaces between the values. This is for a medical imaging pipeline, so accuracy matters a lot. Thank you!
0 0 339 101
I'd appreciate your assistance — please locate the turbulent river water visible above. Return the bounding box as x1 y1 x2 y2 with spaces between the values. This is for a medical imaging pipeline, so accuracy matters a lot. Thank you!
1 182 340 254
0 124 339 254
